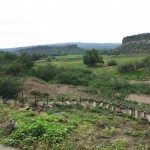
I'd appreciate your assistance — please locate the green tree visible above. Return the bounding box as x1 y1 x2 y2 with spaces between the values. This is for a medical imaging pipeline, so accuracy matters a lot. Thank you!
17 53 34 71
83 49 104 66
0 78 22 99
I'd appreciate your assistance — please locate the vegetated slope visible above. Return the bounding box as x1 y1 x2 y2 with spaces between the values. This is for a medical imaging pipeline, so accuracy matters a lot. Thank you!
0 42 120 53
14 44 87 55
114 33 150 54
55 42 121 49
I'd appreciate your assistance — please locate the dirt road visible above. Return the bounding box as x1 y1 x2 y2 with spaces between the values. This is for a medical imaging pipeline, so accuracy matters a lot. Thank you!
0 144 16 150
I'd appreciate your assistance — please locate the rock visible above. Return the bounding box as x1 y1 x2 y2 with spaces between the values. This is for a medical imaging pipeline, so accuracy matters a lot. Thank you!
19 103 25 108
53 112 67 118
28 101 38 108
69 101 77 108
96 122 105 129
3 120 15 135
54 112 64 116
144 131 150 137
24 107 31 110
64 101 70 106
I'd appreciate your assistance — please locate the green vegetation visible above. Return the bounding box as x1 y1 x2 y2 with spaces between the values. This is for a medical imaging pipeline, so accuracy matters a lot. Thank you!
122 33 150 44
0 77 22 99
0 49 150 149
107 59 117 66
113 33 150 54
0 104 149 150
31 64 93 85
83 49 104 66
15 44 86 56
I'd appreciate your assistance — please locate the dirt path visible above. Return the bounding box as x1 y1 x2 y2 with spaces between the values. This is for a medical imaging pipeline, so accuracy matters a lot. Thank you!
129 80 150 85
0 144 16 150
127 94 150 104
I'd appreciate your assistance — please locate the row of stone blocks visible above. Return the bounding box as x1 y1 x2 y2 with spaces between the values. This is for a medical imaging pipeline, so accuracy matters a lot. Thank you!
65 100 150 123
92 101 150 123
54 99 150 122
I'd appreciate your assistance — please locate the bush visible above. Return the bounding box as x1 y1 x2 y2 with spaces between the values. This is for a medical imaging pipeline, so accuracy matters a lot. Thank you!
134 61 145 70
0 77 22 99
107 60 117 66
117 62 135 73
31 64 93 85
5 62 24 76
83 49 104 66
117 61 146 73
143 55 150 68
17 53 34 71
30 64 57 81
55 68 93 86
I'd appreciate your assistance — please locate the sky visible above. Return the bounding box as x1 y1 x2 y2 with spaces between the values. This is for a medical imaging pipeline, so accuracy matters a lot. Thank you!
0 0 150 48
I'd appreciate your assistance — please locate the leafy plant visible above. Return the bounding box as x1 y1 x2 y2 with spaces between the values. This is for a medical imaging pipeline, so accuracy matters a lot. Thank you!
0 77 22 99
102 127 117 136
83 49 104 66
107 60 117 66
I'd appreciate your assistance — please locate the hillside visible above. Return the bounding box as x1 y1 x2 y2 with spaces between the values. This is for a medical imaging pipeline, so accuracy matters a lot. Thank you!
54 42 120 49
14 44 86 56
114 33 150 54
0 42 120 55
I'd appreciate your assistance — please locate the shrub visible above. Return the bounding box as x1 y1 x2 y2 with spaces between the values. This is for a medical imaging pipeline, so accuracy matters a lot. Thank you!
143 55 150 68
17 53 34 71
117 62 135 73
55 68 93 86
83 49 104 66
31 64 93 85
30 64 57 81
134 61 145 70
0 77 22 99
5 62 24 76
107 60 117 66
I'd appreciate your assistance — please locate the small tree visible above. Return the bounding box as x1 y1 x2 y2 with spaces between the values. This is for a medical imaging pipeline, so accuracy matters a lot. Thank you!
0 78 22 99
83 49 104 66
17 53 34 71
107 60 117 66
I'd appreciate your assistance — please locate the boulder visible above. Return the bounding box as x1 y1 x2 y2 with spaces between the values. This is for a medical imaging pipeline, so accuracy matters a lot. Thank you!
3 120 15 135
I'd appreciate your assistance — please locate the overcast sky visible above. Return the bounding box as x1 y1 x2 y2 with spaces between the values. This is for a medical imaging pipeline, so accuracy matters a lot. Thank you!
0 0 150 48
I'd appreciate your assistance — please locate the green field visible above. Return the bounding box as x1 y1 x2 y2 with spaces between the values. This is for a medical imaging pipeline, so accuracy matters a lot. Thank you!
35 54 149 80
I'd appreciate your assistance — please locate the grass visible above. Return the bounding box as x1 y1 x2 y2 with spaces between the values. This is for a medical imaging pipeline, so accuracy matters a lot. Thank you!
0 103 149 150
35 54 149 80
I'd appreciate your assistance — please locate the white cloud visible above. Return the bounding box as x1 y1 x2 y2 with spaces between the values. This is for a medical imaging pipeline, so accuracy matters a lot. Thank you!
0 0 150 48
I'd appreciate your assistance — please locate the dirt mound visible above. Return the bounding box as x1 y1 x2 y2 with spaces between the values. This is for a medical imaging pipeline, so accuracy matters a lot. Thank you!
22 78 98 100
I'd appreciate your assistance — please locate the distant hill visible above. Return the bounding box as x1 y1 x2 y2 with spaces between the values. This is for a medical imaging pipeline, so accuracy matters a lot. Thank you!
0 42 120 55
54 42 121 49
13 44 87 56
114 33 150 54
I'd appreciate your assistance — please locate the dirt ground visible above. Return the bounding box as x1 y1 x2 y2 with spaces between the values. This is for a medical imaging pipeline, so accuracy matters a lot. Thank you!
22 78 99 101
0 145 16 150
127 94 150 104
129 80 150 85
22 78 150 104
128 80 150 104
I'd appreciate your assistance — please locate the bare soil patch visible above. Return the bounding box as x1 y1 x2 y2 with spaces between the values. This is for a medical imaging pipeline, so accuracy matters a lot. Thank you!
127 94 150 104
22 78 99 100
0 145 16 150
129 80 150 85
